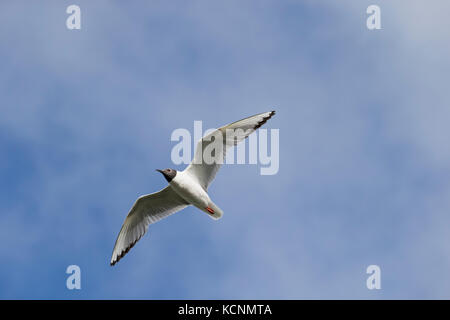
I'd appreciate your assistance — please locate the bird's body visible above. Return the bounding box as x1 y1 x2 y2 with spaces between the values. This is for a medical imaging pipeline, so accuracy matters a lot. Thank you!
110 110 275 266
169 170 222 219
171 171 209 209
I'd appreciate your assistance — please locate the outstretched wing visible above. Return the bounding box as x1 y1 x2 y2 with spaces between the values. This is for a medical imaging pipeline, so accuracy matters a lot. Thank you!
110 186 189 266
185 111 275 190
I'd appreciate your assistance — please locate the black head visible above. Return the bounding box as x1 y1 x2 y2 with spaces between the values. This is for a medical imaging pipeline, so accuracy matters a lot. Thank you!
156 168 177 182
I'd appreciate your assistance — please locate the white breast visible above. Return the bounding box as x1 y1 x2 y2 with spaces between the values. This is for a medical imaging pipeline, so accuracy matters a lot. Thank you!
169 171 210 209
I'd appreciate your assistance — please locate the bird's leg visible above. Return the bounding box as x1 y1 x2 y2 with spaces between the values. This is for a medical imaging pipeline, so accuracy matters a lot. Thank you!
206 207 215 215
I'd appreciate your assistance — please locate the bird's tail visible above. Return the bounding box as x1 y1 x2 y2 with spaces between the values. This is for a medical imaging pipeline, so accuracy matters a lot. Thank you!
203 201 223 220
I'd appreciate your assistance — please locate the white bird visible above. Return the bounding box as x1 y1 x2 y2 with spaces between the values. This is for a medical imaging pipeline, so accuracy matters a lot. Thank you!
110 111 275 266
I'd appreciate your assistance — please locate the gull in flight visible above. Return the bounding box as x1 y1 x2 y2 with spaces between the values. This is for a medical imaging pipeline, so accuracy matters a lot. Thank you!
110 111 275 266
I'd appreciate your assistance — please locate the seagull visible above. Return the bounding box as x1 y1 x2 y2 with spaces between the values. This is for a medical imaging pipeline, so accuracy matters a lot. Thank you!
110 111 275 266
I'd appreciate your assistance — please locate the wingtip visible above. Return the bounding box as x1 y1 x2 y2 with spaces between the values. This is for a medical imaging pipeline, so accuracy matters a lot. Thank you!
254 110 276 130
109 236 142 267
110 255 118 266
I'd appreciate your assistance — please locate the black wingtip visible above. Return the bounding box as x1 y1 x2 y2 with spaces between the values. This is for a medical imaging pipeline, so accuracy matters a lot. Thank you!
109 235 142 267
254 111 276 130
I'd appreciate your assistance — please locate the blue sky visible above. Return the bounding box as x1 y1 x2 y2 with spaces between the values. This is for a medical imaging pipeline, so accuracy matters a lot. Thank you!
1 0 450 299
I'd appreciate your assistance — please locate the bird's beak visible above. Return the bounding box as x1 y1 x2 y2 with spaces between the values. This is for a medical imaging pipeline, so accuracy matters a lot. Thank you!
156 169 163 174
